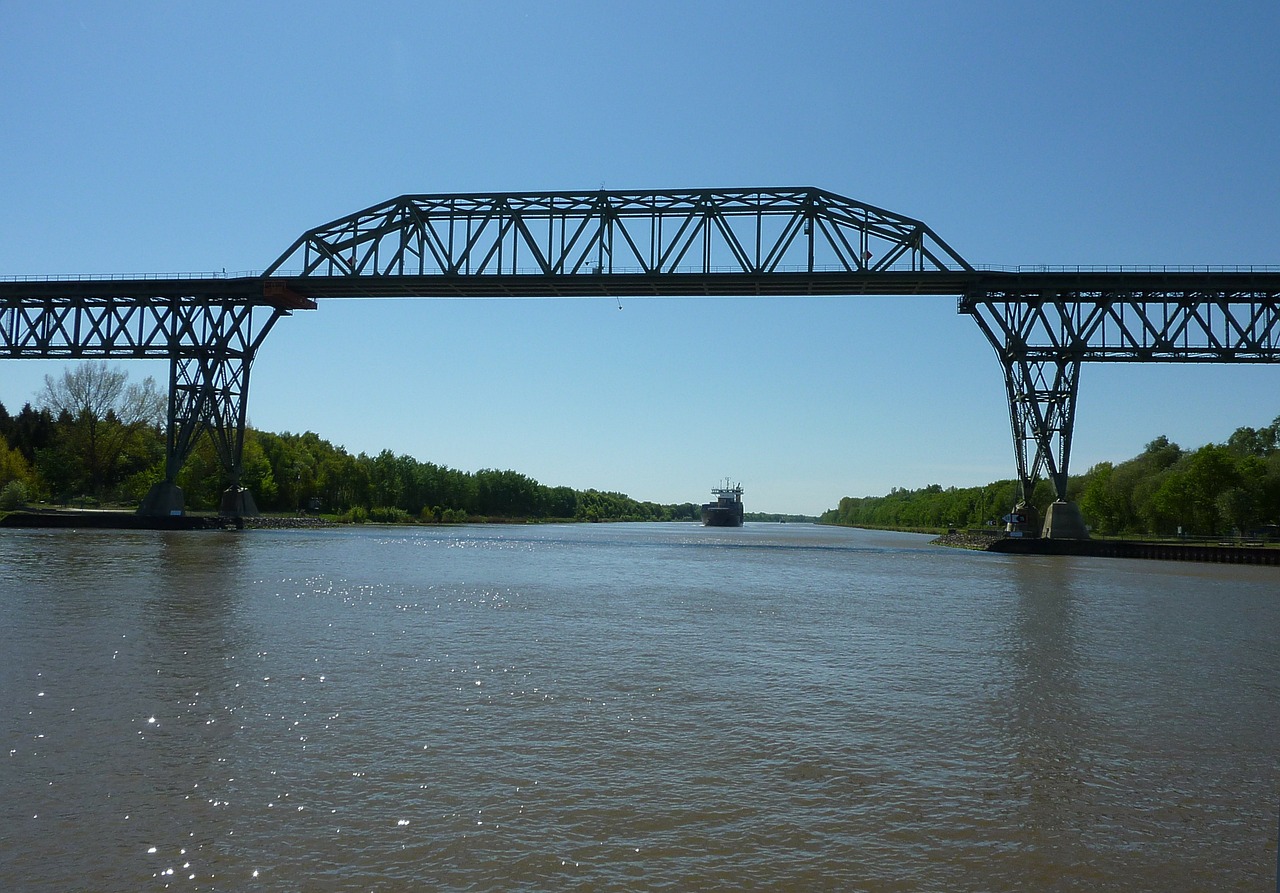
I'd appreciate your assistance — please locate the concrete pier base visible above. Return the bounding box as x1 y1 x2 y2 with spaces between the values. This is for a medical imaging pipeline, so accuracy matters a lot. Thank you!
138 481 185 517
1005 502 1041 538
220 487 259 519
1042 501 1090 539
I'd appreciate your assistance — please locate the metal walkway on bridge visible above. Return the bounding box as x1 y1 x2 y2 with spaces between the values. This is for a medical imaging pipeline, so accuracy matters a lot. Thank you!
3 187 1279 532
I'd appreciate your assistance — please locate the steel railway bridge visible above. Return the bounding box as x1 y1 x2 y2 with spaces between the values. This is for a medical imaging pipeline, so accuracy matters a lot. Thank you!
3 187 1278 535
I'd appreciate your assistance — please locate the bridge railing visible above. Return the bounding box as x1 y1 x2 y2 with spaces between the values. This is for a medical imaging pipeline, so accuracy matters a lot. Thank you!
265 262 979 278
0 271 265 283
972 264 1280 274
6 264 1277 285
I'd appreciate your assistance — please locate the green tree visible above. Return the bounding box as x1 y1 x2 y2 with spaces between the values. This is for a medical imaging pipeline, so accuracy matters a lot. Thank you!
473 469 540 517
1226 420 1279 457
1182 445 1240 534
1079 462 1124 535
1217 487 1257 535
369 449 405 510
39 363 165 500
6 403 57 464
240 431 279 508
0 439 35 491
545 486 580 519
0 479 29 510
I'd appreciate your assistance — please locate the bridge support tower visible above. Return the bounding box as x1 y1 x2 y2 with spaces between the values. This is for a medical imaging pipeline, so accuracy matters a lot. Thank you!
999 354 1089 539
138 297 293 518
1 281 308 521
138 345 267 519
963 273 1280 539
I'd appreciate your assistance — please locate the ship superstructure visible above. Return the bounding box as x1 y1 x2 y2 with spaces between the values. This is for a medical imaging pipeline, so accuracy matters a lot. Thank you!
701 480 744 527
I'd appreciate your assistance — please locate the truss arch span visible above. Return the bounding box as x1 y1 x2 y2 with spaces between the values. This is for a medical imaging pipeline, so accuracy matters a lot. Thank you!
264 187 973 284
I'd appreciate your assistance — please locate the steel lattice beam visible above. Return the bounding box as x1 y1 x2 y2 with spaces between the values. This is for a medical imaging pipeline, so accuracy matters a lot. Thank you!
1 294 286 358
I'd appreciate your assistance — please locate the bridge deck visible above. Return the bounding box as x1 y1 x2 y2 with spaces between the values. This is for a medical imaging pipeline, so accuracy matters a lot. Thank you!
2 269 1278 303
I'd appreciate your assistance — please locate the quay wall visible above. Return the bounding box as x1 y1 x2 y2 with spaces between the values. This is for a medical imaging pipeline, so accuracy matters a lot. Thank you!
987 536 1280 566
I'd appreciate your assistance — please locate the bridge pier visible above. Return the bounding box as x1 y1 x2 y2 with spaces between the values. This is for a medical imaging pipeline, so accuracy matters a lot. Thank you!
1042 501 1089 539
220 486 258 519
1005 501 1040 538
1 279 308 522
139 480 185 517
965 296 1092 540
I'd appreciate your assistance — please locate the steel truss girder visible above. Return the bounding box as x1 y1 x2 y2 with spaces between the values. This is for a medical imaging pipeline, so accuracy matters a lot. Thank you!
962 288 1280 503
1 295 281 358
265 187 973 280
959 290 1280 362
1 293 288 492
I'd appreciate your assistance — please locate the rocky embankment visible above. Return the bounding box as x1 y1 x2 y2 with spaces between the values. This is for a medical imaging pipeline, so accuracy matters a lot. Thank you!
931 529 1004 551
242 515 339 530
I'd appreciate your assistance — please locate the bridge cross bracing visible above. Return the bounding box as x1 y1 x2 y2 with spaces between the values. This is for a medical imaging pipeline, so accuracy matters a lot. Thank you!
2 187 1278 535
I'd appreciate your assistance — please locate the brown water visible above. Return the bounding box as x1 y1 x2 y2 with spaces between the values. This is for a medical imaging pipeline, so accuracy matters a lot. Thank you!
0 523 1276 891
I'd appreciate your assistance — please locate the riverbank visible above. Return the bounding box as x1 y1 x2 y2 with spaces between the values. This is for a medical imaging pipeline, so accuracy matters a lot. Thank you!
933 528 1280 566
0 508 712 531
0 509 677 531
0 509 339 531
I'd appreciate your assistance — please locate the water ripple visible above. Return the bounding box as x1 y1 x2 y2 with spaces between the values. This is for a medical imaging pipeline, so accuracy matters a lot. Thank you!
0 524 1276 891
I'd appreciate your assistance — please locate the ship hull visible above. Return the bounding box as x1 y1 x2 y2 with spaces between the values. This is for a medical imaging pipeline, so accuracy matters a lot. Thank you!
701 505 744 527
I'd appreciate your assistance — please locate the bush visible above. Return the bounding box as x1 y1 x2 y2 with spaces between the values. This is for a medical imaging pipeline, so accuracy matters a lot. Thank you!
419 505 468 523
0 480 29 511
368 506 412 524
341 505 369 524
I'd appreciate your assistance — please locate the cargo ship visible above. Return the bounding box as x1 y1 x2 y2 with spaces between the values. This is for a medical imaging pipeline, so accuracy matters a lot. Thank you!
701 480 744 527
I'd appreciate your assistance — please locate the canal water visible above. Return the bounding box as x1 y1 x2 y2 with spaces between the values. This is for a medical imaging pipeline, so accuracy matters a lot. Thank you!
0 523 1276 891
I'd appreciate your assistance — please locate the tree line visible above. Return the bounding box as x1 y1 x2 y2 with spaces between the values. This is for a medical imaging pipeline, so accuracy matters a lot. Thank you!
0 364 702 523
821 416 1280 538
13 364 1275 534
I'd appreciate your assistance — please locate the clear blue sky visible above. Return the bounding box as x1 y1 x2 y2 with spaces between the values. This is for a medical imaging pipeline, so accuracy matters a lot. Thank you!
2 1 1277 515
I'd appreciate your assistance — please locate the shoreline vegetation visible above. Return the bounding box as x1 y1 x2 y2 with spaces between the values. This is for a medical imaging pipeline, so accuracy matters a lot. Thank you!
0 365 703 524
820 415 1280 541
0 413 710 524
0 365 826 526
